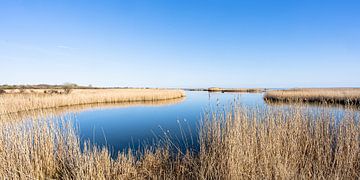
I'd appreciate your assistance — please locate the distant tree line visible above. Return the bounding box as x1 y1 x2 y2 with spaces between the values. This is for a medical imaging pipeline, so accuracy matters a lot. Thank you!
0 83 98 90
0 84 173 92
0 83 100 95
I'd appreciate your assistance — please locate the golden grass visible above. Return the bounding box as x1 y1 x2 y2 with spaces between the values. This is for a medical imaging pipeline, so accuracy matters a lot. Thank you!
264 88 360 105
0 97 185 122
1 105 359 179
0 89 185 115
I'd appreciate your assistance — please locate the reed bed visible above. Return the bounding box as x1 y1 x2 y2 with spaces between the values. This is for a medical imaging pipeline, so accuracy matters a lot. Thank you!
264 88 360 106
0 97 185 122
208 87 265 93
1 105 359 179
0 89 185 115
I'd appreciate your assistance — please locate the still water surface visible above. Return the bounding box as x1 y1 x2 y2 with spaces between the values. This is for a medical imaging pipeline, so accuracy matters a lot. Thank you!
23 91 357 156
69 91 264 154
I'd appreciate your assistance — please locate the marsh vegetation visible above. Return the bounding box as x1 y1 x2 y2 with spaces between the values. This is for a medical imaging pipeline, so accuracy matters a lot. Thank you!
0 105 359 179
0 97 185 122
264 88 360 106
1 88 360 179
207 87 265 93
0 89 185 115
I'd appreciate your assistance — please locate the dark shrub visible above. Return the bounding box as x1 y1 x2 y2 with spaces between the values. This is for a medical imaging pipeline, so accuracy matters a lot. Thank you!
63 87 72 94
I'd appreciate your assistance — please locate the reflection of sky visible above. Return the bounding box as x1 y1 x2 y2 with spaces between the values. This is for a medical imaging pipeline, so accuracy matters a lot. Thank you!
48 91 360 156
6 90 358 160
71 91 266 155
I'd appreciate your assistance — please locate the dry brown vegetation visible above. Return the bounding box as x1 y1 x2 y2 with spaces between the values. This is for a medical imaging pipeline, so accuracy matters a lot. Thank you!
0 89 185 115
208 87 265 93
0 83 82 90
1 106 359 179
264 88 360 106
0 97 185 122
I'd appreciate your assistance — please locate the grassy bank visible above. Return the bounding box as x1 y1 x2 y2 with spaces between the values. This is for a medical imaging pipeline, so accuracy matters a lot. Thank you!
1 106 359 179
0 89 185 115
264 88 360 106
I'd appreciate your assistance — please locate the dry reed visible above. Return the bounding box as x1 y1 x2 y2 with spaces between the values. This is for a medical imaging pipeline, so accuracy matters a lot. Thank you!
264 88 360 106
208 87 265 93
1 105 359 179
0 97 185 122
0 89 185 115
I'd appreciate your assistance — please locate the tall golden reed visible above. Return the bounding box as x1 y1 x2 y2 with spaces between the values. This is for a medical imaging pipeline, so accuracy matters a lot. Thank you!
0 97 185 122
0 89 185 115
264 88 360 105
0 105 359 179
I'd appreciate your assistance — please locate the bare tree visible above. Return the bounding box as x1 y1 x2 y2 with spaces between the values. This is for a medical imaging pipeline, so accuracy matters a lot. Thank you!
63 83 77 94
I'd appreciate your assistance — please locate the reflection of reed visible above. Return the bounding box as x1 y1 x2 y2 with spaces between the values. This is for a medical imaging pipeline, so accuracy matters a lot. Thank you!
0 97 185 122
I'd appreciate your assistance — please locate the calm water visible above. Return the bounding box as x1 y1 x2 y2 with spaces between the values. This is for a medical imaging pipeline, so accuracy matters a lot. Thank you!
68 91 264 154
18 91 357 156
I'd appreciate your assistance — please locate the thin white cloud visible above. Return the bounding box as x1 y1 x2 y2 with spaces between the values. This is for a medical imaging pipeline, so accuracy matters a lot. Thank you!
56 45 72 49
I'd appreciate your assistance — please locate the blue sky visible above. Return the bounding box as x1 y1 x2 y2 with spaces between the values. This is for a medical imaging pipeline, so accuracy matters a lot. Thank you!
0 0 359 88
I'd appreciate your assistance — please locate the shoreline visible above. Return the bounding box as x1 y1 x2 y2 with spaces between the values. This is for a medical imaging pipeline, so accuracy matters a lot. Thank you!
0 97 186 121
0 89 186 115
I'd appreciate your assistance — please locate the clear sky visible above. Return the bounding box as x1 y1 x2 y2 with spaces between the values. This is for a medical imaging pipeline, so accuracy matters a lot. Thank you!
1 0 359 88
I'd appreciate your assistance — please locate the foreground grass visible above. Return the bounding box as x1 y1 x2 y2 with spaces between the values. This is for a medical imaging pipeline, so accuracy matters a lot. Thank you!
1 106 359 179
264 88 360 106
0 89 185 115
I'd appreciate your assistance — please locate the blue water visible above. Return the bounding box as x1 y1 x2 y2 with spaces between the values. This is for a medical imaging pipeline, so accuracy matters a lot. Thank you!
55 91 358 156
69 91 264 154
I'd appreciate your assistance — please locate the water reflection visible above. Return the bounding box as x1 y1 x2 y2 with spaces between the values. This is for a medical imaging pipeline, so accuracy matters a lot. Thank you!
265 99 360 111
3 91 360 157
